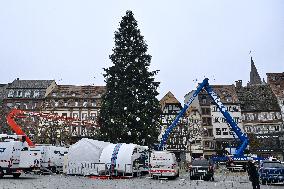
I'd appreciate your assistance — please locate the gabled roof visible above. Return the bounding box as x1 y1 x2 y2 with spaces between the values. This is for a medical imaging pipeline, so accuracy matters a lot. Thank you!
159 91 180 110
7 79 55 89
210 85 239 103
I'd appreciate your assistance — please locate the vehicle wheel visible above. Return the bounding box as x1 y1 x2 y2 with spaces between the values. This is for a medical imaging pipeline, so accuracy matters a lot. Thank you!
0 168 4 178
176 171 179 178
12 173 21 178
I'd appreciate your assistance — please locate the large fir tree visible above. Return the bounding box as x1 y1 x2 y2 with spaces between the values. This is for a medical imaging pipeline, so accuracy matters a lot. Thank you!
98 10 161 147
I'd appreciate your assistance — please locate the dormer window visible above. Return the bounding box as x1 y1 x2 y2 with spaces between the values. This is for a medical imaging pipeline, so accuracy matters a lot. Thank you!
24 90 31 98
75 100 78 106
225 95 232 102
52 93 57 97
33 90 40 98
201 96 207 104
55 100 59 107
17 91 23 97
8 90 14 97
92 100 96 107
72 93 76 97
83 100 88 107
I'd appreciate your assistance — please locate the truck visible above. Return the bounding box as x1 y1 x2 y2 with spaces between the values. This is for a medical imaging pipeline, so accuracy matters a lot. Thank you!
0 134 41 178
6 109 73 174
158 78 258 168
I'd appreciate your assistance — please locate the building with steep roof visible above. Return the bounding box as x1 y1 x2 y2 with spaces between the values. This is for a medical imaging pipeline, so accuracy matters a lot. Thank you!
236 79 283 159
3 78 56 110
209 85 243 153
159 91 188 161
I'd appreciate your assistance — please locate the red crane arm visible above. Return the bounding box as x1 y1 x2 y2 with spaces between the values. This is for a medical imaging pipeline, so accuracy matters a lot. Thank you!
6 109 35 147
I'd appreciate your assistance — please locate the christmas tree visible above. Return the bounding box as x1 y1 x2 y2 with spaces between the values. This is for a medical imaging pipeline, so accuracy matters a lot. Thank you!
98 10 161 147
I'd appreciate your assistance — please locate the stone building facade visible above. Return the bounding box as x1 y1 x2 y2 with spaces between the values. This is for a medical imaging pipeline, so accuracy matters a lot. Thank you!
3 78 56 110
42 85 106 143
0 79 56 134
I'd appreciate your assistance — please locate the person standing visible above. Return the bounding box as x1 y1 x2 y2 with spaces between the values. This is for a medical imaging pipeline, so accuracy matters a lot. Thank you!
247 160 260 189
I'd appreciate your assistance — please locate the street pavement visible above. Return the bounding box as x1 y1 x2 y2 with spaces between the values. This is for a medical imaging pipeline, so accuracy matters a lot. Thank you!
0 170 284 189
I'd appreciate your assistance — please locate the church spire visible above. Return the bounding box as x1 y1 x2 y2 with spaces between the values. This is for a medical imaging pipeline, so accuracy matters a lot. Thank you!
249 57 262 86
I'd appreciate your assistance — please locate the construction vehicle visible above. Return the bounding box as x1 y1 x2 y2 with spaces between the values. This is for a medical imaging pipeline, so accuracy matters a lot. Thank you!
158 78 259 165
5 109 95 174
0 134 41 178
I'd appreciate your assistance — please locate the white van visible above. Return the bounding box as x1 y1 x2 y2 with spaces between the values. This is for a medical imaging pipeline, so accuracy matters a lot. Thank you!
149 151 179 179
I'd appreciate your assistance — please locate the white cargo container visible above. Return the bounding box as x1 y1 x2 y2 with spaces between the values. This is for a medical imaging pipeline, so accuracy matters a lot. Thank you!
0 139 41 178
34 145 68 173
149 151 179 179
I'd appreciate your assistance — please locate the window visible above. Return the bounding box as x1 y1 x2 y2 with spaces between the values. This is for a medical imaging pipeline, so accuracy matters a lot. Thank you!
222 128 228 135
82 113 87 120
8 90 14 97
24 90 31 98
83 100 88 107
52 93 57 97
62 113 67 117
201 96 207 104
73 113 78 119
15 102 21 109
202 117 212 126
214 117 220 123
33 90 40 98
55 100 59 107
92 100 96 107
75 100 78 106
216 128 221 135
225 96 232 102
23 103 28 109
64 100 68 107
17 90 23 97
201 108 210 115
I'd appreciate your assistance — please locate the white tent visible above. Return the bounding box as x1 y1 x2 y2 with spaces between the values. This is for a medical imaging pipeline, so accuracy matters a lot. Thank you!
66 138 110 175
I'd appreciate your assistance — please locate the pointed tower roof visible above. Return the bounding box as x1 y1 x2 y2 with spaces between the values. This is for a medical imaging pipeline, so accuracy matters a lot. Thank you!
159 91 180 110
249 57 262 86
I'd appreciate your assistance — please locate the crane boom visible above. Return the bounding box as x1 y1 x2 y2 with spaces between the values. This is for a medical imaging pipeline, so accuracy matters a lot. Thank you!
158 78 249 157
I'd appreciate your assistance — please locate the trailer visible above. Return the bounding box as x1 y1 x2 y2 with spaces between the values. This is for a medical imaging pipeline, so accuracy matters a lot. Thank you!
0 135 41 178
99 143 149 176
34 144 68 173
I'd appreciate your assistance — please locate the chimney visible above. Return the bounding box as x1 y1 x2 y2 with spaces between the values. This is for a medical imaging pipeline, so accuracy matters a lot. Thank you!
16 78 19 80
235 80 242 88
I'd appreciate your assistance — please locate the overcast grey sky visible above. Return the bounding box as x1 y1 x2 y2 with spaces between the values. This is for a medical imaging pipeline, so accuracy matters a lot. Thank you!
0 0 284 101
